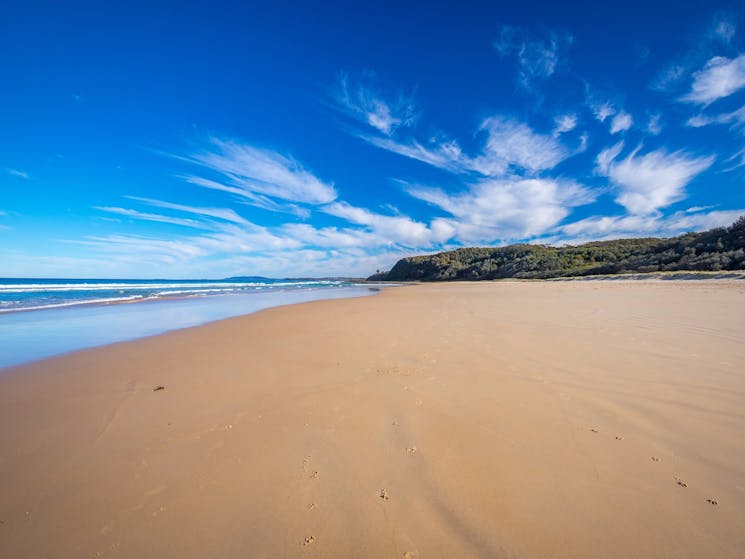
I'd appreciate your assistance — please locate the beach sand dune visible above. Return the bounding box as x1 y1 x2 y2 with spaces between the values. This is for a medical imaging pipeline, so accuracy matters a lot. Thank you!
1 281 744 558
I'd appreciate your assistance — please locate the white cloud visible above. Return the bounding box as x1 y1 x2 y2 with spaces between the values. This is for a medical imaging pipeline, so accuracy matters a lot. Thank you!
126 197 255 226
83 188 456 277
494 26 573 90
333 73 416 135
711 16 736 43
559 208 745 242
178 175 310 218
609 111 633 134
191 223 302 254
279 223 378 249
681 54 745 105
596 145 714 214
647 113 662 135
322 201 443 247
407 176 594 243
94 207 209 229
199 247 419 279
685 103 745 130
6 168 29 180
358 116 569 177
553 113 578 135
357 133 470 174
595 141 625 174
592 102 616 123
475 116 569 174
724 148 745 170
176 137 337 210
0 252 134 278
69 235 210 262
685 205 717 213
651 64 687 92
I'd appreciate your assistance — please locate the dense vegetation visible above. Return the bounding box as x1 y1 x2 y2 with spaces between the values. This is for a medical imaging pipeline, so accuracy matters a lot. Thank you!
369 216 745 281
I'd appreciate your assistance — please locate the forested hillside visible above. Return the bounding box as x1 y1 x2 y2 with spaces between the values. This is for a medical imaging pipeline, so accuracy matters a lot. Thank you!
369 216 745 281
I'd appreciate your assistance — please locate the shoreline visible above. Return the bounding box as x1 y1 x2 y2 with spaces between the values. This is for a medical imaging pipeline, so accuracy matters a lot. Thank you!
0 284 385 369
0 280 370 315
1 281 744 558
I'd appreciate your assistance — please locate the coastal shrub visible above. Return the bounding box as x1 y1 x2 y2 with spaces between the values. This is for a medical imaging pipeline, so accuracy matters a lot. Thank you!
373 215 745 281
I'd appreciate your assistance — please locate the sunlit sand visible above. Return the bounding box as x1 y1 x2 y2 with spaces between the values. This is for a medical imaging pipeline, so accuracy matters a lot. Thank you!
1 281 744 558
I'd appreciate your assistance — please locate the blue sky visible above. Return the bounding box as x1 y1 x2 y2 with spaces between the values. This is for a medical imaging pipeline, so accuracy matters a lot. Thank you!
2 0 745 278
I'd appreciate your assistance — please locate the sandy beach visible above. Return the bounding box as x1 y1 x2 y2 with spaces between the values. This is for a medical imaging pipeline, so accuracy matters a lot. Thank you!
1 280 744 558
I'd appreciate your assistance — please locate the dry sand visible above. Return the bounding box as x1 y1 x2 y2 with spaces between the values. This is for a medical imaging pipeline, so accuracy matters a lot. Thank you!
1 281 744 558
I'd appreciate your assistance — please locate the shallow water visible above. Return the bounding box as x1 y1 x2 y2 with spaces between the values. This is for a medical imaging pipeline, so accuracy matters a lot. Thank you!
0 277 348 312
0 285 379 369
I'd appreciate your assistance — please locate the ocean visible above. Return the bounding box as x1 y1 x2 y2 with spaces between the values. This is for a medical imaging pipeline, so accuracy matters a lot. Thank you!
0 278 381 368
0 277 355 313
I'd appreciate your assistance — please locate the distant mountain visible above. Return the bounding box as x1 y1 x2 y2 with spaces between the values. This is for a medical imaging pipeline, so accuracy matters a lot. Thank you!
223 276 362 282
369 216 745 281
223 276 278 282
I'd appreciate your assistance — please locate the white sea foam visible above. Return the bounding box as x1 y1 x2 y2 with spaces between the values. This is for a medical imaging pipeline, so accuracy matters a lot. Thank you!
0 280 342 293
0 295 146 313
0 279 350 314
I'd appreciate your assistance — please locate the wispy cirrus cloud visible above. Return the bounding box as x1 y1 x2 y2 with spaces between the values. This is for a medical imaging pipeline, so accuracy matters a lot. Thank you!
647 113 663 135
609 111 633 134
686 103 745 131
179 175 310 218
553 113 578 135
172 137 337 215
681 53 745 105
126 197 256 227
94 206 209 229
595 141 625 174
356 115 570 177
406 176 594 244
591 101 616 123
651 63 688 92
710 14 736 43
595 143 714 215
494 26 573 90
6 168 29 180
558 208 745 243
331 73 416 135
68 234 210 262
724 147 745 170
356 133 470 175
474 116 569 174
322 201 447 247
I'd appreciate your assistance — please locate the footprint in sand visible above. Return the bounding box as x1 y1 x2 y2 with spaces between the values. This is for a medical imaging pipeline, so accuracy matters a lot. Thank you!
651 456 660 462
403 552 419 558
706 498 719 506
675 477 688 488
590 428 598 433
311 471 319 480
307 503 317 511
615 436 623 440
380 489 390 500
303 536 315 546
392 421 400 428
406 446 417 454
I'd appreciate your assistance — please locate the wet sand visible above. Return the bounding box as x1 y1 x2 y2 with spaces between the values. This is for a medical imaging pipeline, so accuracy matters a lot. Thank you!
1 281 744 558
